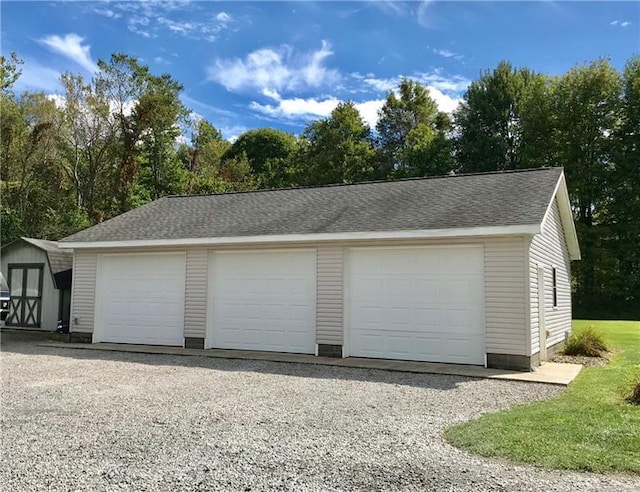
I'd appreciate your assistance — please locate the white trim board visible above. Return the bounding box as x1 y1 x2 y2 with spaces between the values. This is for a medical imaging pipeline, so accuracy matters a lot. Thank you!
59 224 541 250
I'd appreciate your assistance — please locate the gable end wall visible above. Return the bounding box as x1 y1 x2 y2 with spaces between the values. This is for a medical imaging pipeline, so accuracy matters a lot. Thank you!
529 199 573 355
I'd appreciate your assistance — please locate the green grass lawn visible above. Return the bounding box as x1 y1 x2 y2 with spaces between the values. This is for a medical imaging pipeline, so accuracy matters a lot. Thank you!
445 320 640 474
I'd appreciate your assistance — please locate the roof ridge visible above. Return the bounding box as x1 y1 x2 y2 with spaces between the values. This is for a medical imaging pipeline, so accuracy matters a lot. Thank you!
21 237 59 247
166 166 562 199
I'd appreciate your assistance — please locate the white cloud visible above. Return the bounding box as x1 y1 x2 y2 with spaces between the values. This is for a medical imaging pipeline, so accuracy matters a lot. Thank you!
47 93 136 119
181 94 237 118
354 100 386 128
373 1 409 17
416 0 435 28
127 16 155 38
621 21 632 27
207 41 340 94
249 93 384 129
216 12 231 23
250 97 340 121
39 33 99 74
611 20 632 27
157 17 198 34
47 94 66 108
114 0 193 17
93 8 121 19
13 60 61 94
432 48 463 61
109 100 136 117
359 73 466 114
611 20 619 25
109 1 230 41
362 76 397 92
247 66 467 127
433 49 456 58
219 125 249 142
187 110 203 125
415 72 470 93
427 87 462 113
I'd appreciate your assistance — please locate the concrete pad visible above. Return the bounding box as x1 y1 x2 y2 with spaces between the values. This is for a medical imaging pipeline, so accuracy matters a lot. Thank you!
38 342 582 386
491 362 583 385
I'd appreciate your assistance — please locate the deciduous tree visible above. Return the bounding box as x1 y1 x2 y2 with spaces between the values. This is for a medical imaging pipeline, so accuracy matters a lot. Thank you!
297 102 376 185
376 78 452 177
454 61 553 172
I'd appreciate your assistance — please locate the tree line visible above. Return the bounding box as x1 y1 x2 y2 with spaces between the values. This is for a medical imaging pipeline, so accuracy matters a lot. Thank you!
1 53 638 319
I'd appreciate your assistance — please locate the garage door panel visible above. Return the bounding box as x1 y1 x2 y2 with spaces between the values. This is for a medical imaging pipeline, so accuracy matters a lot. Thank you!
414 308 441 327
209 251 316 354
355 332 384 355
443 279 472 300
387 334 412 354
444 249 484 274
445 309 474 331
387 279 412 298
96 254 186 346
412 252 442 272
388 307 411 326
416 279 439 300
415 335 442 353
288 305 313 321
264 304 285 319
349 247 484 365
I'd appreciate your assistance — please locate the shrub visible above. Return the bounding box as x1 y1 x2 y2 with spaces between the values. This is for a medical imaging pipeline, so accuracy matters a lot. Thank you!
624 375 640 405
563 325 609 357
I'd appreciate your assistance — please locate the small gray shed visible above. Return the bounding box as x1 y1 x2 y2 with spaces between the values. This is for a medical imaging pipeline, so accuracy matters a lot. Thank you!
0 238 73 331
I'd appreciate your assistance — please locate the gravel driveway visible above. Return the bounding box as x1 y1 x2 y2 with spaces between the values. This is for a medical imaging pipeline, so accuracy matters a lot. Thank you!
1 333 637 492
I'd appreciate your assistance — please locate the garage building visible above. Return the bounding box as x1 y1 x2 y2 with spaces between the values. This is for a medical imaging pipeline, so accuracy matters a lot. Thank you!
60 168 580 371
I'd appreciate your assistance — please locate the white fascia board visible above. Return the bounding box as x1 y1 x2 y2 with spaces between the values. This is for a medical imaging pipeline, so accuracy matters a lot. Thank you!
541 172 581 261
58 224 541 250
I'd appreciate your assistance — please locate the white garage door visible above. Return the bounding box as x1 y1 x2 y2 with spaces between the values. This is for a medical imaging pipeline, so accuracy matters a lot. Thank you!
209 250 316 354
95 254 186 346
348 247 485 365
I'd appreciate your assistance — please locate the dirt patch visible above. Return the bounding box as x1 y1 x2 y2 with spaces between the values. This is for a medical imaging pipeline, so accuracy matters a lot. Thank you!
551 353 611 368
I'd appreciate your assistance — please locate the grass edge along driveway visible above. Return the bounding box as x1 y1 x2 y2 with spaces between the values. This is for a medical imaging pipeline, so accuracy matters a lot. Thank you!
445 320 640 474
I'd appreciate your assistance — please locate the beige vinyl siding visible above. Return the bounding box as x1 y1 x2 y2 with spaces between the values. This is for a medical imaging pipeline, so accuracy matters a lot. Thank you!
316 245 343 345
70 251 97 334
1 244 60 331
529 199 572 354
481 238 528 355
184 249 208 338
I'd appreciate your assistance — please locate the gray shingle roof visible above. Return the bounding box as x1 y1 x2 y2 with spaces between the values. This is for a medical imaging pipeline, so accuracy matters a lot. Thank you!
61 168 564 243
19 238 74 275
1 238 74 289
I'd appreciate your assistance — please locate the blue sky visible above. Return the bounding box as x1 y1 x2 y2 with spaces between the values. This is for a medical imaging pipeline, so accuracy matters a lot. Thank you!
2 1 638 139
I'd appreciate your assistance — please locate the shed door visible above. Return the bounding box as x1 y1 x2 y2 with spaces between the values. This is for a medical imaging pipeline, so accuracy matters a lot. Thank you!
348 247 485 365
95 254 186 346
6 264 43 328
208 250 316 354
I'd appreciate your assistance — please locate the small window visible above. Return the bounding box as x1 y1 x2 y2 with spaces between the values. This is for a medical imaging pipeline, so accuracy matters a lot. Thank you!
552 267 558 308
